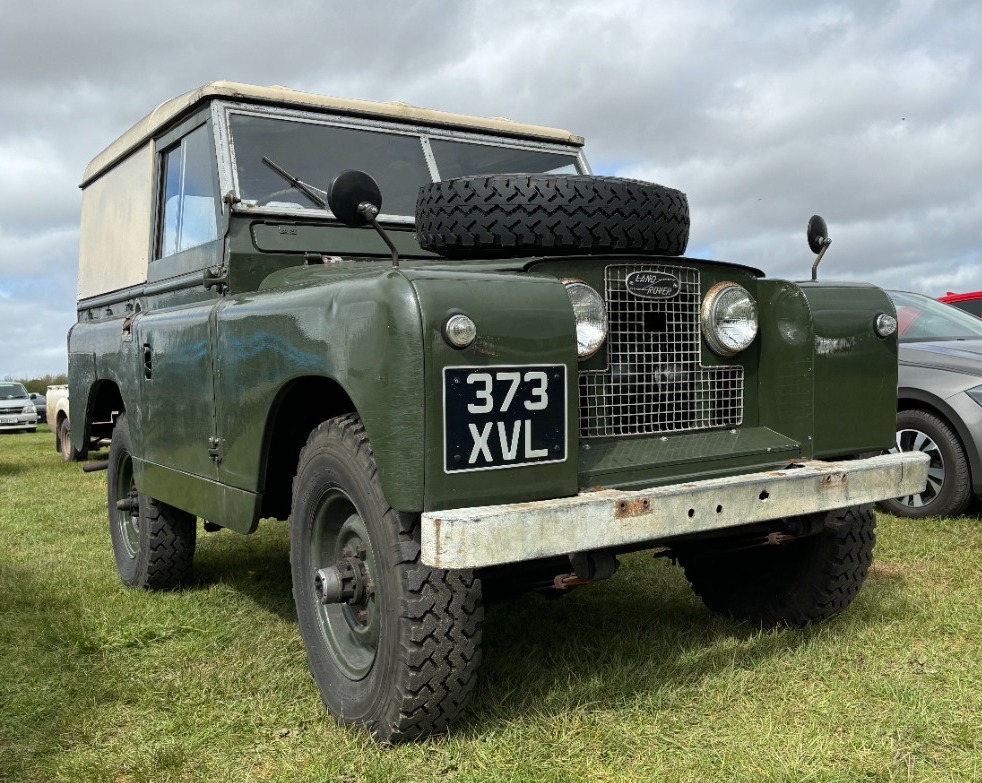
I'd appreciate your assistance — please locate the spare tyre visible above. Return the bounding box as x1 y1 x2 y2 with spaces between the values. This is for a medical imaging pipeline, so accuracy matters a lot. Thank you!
415 174 689 258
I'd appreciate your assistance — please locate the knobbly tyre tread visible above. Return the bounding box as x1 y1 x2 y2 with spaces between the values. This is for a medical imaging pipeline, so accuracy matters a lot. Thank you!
415 174 690 258
291 414 483 741
107 413 196 590
139 495 197 589
679 505 876 627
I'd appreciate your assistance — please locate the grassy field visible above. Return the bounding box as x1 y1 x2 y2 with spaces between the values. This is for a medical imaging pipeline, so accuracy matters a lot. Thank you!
1 427 979 782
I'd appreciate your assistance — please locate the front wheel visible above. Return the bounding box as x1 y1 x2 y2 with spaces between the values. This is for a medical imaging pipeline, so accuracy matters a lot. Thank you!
107 413 196 589
677 505 876 627
290 415 483 741
878 409 972 518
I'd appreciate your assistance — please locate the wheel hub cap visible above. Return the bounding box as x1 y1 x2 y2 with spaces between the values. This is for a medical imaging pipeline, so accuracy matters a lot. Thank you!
890 428 944 507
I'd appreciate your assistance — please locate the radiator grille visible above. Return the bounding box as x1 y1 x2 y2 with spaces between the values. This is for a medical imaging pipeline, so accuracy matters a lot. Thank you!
578 264 744 438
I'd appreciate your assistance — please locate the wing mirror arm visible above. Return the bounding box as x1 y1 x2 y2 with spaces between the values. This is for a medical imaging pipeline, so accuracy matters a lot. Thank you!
357 202 400 268
811 238 831 281
806 215 832 281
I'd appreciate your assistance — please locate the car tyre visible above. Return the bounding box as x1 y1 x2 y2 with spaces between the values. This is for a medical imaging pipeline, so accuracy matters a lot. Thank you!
879 409 972 518
416 174 689 258
290 414 483 741
107 413 196 588
677 505 876 627
57 417 88 462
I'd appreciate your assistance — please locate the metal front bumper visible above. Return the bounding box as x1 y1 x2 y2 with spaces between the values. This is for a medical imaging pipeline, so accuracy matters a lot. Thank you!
420 452 929 568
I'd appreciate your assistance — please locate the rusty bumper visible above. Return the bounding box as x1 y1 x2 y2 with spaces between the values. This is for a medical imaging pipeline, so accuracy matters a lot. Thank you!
420 452 929 568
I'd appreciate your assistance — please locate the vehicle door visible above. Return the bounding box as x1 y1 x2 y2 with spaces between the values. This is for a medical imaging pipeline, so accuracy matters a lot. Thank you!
134 116 224 481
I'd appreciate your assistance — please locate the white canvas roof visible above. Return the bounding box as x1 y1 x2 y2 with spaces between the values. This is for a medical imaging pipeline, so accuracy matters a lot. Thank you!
81 80 584 186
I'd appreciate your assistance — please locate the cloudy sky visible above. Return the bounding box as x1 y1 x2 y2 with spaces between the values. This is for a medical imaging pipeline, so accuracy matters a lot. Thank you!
1 0 979 379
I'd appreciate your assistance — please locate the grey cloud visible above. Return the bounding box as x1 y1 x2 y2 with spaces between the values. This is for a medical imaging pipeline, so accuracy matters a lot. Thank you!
0 0 980 377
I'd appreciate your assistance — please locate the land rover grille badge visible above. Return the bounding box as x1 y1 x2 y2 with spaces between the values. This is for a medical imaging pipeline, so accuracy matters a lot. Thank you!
625 271 680 299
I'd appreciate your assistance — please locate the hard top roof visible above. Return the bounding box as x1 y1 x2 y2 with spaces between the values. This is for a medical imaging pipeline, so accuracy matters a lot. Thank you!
82 80 585 186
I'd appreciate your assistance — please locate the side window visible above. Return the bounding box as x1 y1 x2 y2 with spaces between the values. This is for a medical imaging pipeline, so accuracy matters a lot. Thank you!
157 124 219 258
960 300 982 317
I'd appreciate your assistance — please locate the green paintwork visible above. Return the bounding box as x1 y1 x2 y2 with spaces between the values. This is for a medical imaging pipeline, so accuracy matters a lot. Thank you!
69 93 900 539
756 279 898 459
577 426 801 490
216 263 427 515
248 220 438 257
407 267 580 510
801 282 898 456
756 280 817 457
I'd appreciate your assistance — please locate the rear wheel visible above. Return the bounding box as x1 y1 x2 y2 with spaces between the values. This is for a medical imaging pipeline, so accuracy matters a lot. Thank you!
107 413 196 589
677 505 876 627
290 414 483 741
58 417 87 462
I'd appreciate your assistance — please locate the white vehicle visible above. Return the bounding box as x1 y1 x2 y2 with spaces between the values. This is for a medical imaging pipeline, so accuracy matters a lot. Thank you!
1 382 39 433
49 384 112 459
47 385 82 460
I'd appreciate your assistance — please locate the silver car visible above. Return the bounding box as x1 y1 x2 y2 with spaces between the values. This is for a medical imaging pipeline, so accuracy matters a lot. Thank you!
0 382 39 433
883 290 982 517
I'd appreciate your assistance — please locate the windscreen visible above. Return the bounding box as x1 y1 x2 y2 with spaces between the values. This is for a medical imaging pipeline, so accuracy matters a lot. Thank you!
228 112 584 218
230 114 432 216
429 138 580 179
889 290 982 342
0 383 28 399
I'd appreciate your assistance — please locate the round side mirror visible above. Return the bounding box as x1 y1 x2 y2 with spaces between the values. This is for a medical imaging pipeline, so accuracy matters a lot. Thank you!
327 170 383 227
807 215 829 254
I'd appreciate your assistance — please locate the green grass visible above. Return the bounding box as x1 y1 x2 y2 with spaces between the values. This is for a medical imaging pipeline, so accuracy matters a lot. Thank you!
1 428 979 782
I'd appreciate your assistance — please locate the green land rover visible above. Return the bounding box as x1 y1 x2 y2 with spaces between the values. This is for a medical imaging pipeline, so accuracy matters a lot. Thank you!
70 81 927 740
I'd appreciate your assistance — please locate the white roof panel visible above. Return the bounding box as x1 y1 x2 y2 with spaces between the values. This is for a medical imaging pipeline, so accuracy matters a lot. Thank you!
82 81 584 186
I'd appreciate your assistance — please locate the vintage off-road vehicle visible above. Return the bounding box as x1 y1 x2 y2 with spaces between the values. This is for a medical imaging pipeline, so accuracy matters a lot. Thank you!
70 81 927 740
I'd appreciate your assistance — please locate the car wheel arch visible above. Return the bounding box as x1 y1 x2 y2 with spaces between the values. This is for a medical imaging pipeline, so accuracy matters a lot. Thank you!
897 392 981 493
258 375 357 520
84 378 126 445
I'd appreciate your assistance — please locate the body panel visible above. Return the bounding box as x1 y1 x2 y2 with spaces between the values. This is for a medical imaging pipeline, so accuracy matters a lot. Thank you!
77 147 154 300
799 282 898 456
213 265 427 514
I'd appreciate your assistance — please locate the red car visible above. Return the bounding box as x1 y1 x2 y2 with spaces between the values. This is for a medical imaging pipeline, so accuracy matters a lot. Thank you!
939 290 982 317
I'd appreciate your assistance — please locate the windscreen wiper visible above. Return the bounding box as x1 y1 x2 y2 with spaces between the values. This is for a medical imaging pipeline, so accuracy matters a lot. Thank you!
261 157 328 208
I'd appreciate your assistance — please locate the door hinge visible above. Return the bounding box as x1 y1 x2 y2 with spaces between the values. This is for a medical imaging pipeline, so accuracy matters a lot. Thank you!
208 436 224 463
203 265 229 292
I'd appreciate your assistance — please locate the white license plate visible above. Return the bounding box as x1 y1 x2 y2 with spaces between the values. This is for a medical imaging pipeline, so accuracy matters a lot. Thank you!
0 417 17 424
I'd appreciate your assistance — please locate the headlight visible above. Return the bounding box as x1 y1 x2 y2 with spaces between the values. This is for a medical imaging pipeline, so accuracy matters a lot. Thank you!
564 280 607 359
21 405 35 415
701 282 758 356
966 385 982 408
875 313 898 337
